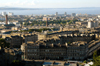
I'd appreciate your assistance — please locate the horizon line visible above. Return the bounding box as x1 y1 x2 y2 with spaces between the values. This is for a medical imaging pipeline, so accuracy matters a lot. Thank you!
1 6 100 9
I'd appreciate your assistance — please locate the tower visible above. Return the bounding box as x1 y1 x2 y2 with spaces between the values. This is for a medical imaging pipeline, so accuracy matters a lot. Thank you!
64 12 67 16
46 18 48 27
55 12 58 16
71 13 76 17
5 14 8 24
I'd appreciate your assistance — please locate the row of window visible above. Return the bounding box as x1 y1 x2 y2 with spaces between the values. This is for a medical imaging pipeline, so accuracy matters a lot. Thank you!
27 46 39 48
28 54 37 56
27 49 38 52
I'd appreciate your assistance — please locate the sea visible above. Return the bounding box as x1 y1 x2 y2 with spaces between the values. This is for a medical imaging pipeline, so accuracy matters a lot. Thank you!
0 8 100 15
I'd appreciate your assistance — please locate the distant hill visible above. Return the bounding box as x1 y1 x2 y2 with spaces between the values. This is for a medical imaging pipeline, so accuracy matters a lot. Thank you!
0 7 44 10
0 7 100 10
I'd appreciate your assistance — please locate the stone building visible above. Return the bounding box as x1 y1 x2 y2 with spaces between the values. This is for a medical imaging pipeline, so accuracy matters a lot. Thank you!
87 40 100 56
21 38 89 60
38 31 79 40
24 34 38 43
21 42 40 60
10 36 23 48
5 35 23 48
21 35 100 61
59 34 95 44
4 48 21 64
39 43 67 60
0 48 22 65
67 41 88 60
21 40 67 60
75 21 88 26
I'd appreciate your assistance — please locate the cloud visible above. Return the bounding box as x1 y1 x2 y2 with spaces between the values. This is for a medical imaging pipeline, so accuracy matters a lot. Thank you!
0 0 36 7
27 1 36 5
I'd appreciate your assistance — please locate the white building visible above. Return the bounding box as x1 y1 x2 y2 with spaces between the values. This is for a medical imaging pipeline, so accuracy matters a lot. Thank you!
8 21 13 24
1 12 6 16
13 22 21 27
84 62 93 66
8 12 13 16
98 15 100 18
88 21 98 28
0 22 5 24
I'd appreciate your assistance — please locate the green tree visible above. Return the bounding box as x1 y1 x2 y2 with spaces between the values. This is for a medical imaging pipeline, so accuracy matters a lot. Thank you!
10 60 25 66
67 42 71 44
69 20 72 24
93 51 97 62
30 24 33 26
60 22 63 25
92 51 100 66
40 21 42 25
0 39 10 48
83 60 87 63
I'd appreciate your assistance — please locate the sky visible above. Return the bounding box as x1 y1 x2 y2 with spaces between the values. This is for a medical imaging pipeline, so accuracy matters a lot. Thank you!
0 0 100 8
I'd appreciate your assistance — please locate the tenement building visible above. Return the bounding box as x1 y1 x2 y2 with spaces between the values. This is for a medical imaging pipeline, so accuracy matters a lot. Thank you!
21 41 40 60
4 48 22 64
21 37 91 60
21 41 88 60
21 41 67 60
5 35 23 48
67 41 88 60
38 31 79 40
59 34 95 44
24 34 38 43
21 34 100 60
10 36 23 48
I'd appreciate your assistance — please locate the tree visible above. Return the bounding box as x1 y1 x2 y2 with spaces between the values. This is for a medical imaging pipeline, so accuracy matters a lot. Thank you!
67 42 71 44
60 22 63 25
0 39 10 48
69 20 72 24
92 51 100 66
83 60 87 63
93 51 97 62
40 21 42 25
30 24 33 26
10 60 25 66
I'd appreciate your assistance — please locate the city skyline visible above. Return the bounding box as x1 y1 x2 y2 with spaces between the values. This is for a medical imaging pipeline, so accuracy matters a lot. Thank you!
0 0 100 8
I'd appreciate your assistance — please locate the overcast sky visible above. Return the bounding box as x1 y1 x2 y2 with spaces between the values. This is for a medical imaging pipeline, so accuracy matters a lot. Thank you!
0 0 100 8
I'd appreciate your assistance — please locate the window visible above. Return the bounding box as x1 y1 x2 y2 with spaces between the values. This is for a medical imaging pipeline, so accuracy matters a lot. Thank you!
45 50 49 52
28 50 30 52
34 49 37 52
61 53 63 55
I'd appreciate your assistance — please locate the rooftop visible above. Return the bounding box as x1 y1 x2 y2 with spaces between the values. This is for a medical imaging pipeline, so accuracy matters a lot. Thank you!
69 41 87 47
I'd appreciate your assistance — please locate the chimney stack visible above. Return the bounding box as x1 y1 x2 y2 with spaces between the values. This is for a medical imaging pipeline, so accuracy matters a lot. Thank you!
5 14 8 24
46 18 48 27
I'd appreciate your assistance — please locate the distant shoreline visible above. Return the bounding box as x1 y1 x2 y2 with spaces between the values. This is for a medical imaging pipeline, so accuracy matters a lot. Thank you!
0 7 100 10
0 8 100 15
